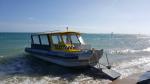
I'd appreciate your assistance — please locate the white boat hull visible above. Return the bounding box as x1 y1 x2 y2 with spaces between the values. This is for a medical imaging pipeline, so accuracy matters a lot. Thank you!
25 48 103 67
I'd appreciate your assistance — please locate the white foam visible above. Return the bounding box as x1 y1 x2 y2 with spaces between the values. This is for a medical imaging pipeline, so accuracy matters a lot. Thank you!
0 56 112 84
137 36 150 39
110 49 140 54
110 47 150 54
0 54 149 83
143 47 150 52
0 56 4 58
113 56 150 79
0 75 112 84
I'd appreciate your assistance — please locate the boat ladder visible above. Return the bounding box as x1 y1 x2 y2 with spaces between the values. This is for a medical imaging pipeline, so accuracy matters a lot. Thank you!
88 53 121 80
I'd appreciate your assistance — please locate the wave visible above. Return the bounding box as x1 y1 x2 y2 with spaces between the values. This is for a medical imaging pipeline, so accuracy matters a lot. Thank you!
142 47 150 52
109 47 150 54
0 56 4 58
0 53 149 83
113 56 150 79
0 54 112 84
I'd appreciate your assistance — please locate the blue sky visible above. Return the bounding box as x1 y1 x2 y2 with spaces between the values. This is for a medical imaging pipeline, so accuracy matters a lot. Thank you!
0 0 150 34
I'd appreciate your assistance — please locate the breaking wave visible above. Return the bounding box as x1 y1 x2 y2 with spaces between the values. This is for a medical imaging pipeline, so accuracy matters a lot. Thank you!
113 56 150 79
0 56 4 58
109 47 150 54
0 54 112 84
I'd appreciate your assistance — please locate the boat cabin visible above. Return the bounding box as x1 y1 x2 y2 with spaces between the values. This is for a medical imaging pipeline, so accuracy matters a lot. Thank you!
31 31 85 52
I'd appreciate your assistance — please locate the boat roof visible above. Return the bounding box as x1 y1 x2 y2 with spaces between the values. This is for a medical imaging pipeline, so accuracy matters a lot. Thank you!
32 31 81 36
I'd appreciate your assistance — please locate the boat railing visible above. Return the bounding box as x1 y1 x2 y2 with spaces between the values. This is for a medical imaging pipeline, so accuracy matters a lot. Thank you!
52 44 91 50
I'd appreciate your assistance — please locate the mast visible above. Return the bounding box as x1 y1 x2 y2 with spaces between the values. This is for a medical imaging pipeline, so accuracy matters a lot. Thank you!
66 27 69 31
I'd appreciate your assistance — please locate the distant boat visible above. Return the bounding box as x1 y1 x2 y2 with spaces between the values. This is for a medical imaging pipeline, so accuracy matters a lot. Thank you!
25 30 103 67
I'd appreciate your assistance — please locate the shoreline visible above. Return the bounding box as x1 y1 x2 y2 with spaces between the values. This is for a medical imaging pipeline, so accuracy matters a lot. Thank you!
110 71 150 84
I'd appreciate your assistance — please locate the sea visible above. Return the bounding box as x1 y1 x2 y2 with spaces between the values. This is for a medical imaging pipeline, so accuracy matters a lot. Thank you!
0 32 149 84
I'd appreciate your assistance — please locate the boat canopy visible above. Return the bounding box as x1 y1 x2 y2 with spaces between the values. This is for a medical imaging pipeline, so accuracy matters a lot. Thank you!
30 31 87 52
33 31 81 35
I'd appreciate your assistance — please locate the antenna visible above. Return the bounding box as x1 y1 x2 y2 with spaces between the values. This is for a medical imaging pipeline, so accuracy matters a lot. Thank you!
66 27 68 31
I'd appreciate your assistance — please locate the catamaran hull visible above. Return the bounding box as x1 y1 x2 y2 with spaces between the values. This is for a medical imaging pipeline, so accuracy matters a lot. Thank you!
25 48 103 67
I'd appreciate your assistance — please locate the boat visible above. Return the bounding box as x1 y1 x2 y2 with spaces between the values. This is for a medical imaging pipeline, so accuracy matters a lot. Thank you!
25 29 103 67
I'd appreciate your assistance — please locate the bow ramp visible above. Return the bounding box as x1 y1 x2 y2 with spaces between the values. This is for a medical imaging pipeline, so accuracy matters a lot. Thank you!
86 66 121 80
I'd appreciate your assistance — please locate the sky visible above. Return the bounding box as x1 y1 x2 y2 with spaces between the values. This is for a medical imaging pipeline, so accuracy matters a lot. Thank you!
0 0 150 34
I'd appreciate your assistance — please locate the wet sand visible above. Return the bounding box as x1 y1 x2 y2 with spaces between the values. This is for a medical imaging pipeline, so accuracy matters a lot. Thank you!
110 71 150 84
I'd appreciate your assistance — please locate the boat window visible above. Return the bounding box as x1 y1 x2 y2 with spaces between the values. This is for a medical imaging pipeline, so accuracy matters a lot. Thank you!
78 36 85 44
71 35 80 44
32 35 40 44
40 35 49 45
57 35 62 42
62 35 71 44
52 35 61 44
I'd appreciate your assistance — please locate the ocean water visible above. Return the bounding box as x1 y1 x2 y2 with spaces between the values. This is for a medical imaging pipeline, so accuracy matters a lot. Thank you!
0 33 150 84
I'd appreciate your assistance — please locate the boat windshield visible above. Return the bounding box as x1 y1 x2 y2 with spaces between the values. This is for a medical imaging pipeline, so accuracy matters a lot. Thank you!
78 36 85 44
62 35 71 44
62 34 85 45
